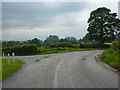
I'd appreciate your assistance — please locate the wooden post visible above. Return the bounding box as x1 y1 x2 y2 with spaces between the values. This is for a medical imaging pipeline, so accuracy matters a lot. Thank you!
12 53 15 62
8 53 10 66
2 53 5 59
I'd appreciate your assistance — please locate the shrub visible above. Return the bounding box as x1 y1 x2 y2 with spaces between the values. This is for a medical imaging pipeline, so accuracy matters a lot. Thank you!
111 41 120 54
49 42 74 48
79 43 110 48
2 44 39 56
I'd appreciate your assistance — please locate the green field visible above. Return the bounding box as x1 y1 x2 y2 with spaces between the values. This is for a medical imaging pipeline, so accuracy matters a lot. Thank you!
0 59 24 80
100 50 120 71
39 47 103 55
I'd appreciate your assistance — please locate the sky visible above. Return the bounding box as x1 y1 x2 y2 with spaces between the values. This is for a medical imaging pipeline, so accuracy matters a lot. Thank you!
2 0 119 41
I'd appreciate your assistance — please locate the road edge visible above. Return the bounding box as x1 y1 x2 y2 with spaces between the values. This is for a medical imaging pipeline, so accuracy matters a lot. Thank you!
95 55 118 73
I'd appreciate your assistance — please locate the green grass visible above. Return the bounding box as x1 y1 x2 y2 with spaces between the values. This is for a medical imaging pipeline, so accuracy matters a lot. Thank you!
100 50 120 71
0 59 24 81
39 47 104 55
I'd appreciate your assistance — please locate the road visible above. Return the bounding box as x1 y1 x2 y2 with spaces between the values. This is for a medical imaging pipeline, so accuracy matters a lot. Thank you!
2 50 118 88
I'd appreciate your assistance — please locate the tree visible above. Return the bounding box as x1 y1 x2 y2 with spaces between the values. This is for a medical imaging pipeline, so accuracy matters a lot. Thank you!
86 7 120 43
64 37 78 44
116 32 120 40
29 38 44 46
82 36 92 43
59 38 67 42
115 19 120 40
79 36 93 43
44 35 59 45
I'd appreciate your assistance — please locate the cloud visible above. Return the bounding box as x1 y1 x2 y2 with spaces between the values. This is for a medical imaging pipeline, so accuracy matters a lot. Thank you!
2 2 88 30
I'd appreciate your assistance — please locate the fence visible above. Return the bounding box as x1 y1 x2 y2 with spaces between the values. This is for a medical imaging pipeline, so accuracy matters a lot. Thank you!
2 53 16 66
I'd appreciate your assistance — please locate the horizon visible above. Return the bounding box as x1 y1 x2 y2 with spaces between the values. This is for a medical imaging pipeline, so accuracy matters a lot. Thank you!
0 35 82 42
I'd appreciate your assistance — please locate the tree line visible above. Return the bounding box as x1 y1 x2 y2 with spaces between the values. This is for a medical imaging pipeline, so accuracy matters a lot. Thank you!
1 35 91 47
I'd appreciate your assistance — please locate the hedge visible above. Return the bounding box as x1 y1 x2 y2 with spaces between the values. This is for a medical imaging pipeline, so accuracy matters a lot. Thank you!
111 41 120 54
2 44 39 56
49 42 74 48
79 43 110 48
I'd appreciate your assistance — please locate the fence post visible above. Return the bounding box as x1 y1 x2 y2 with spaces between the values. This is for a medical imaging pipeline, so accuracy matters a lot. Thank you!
12 53 15 62
2 53 5 59
8 53 10 66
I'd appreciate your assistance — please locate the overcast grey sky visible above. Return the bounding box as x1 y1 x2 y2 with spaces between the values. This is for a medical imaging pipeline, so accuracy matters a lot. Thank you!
2 1 118 41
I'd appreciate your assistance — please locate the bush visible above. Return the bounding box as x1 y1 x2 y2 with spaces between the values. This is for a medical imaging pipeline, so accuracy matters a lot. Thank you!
49 42 74 48
79 43 110 48
111 41 120 54
2 44 39 56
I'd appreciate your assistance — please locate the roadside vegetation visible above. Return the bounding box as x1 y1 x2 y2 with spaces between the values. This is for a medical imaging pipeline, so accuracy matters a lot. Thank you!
39 42 109 55
2 44 39 56
0 59 24 80
2 42 110 56
100 41 120 71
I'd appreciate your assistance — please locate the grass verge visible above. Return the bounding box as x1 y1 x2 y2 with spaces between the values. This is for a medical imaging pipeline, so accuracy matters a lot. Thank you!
0 59 24 81
100 49 120 71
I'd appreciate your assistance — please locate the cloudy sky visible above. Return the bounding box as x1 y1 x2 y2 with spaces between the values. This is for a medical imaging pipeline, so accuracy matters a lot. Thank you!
2 1 119 41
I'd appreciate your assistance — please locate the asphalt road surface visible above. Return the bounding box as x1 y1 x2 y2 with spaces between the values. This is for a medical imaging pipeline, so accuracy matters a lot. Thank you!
3 50 118 88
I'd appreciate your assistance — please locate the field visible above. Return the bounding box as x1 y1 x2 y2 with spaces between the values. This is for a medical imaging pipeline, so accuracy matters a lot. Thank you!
0 59 24 80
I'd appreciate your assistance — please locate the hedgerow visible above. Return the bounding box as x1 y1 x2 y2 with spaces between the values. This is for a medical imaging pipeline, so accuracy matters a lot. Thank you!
49 42 74 48
2 44 39 55
111 41 120 54
79 43 110 48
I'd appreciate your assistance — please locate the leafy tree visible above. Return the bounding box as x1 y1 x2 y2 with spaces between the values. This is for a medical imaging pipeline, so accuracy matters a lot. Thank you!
82 36 92 43
64 37 78 44
79 36 93 43
116 32 120 40
23 40 31 44
44 35 59 45
29 38 44 46
59 38 67 42
86 7 120 43
115 19 120 40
